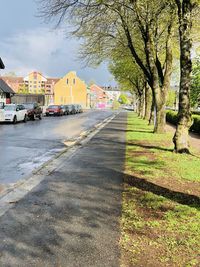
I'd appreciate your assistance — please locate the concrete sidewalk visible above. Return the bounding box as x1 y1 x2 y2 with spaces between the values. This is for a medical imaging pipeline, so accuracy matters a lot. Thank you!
0 112 127 267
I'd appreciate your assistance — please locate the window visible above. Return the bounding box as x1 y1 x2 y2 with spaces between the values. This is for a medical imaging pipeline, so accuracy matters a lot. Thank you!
73 79 75 84
66 79 69 84
34 85 36 88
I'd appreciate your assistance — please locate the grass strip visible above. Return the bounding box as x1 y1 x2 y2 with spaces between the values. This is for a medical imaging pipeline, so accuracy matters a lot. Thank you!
121 112 200 267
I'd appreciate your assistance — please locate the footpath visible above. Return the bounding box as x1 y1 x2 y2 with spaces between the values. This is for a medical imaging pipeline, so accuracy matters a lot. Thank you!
0 112 127 267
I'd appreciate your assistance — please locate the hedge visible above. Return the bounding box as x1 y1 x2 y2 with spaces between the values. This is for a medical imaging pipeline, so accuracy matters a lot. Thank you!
166 110 200 134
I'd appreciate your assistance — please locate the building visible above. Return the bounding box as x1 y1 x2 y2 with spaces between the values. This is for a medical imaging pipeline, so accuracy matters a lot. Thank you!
0 79 15 105
45 78 59 106
1 76 24 93
24 71 47 94
102 86 121 107
90 84 108 108
1 72 60 106
54 71 87 107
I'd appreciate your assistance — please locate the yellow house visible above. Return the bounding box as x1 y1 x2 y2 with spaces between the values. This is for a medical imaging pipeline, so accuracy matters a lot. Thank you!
54 71 87 107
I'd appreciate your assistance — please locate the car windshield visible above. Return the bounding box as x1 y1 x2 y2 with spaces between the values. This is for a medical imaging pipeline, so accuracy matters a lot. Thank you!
23 103 34 109
4 105 16 111
48 105 58 109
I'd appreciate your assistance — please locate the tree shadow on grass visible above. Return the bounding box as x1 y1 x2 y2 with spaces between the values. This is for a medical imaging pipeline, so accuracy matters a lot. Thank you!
128 130 154 134
96 125 153 134
124 172 200 210
127 142 173 152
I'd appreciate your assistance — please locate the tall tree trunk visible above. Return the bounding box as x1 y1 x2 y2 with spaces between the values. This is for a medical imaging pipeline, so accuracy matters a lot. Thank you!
144 84 152 121
136 98 140 114
138 93 144 117
154 88 166 133
149 98 155 125
173 0 193 153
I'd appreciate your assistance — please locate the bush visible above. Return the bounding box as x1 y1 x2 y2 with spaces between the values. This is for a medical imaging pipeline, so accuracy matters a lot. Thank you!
166 110 178 125
190 115 200 133
166 111 200 134
192 110 200 116
112 100 121 110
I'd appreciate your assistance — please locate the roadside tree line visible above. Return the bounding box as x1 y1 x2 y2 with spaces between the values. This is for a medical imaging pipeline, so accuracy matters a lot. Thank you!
38 0 200 153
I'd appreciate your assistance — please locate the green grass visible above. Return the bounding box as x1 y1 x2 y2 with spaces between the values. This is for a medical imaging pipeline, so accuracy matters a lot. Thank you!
127 113 200 182
121 113 200 267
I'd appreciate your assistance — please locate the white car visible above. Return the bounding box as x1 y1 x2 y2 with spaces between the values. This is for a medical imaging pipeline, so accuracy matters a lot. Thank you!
4 104 28 123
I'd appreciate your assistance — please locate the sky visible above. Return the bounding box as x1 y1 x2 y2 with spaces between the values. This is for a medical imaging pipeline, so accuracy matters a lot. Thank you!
0 0 116 86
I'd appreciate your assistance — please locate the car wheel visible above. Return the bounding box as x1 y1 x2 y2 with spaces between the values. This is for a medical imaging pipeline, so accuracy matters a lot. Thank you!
23 115 27 123
32 114 35 120
39 114 42 120
13 116 17 124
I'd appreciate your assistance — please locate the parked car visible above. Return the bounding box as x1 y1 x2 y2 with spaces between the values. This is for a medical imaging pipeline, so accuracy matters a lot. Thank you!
61 105 69 115
77 104 83 113
22 103 42 120
71 105 77 114
4 104 27 123
65 105 72 115
46 105 64 116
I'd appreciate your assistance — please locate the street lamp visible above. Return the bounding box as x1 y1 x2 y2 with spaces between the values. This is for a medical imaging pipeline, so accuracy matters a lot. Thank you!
0 57 5 69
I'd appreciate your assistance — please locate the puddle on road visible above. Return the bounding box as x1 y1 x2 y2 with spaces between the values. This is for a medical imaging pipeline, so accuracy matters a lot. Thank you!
17 147 65 174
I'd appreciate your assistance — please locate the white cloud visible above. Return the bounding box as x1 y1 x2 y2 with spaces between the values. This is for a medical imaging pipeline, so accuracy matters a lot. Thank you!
0 28 73 75
0 27 116 85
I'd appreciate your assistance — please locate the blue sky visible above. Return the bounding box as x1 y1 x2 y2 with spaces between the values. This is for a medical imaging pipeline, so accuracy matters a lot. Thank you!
0 0 116 86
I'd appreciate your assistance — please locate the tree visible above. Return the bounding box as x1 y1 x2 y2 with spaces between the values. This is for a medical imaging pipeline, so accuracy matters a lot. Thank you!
38 0 176 133
173 0 198 153
18 83 29 94
119 94 130 105
190 57 200 108
166 89 176 107
3 71 17 77
109 54 146 117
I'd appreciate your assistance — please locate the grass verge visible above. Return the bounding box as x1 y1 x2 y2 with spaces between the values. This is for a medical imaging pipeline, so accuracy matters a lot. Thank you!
121 113 200 267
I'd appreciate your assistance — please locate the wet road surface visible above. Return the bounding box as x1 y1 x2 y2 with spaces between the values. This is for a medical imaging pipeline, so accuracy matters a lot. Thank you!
0 110 114 188
0 112 126 267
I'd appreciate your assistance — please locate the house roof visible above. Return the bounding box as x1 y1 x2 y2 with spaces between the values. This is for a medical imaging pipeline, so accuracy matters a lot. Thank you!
46 78 60 84
0 79 15 94
0 58 5 69
1 76 24 83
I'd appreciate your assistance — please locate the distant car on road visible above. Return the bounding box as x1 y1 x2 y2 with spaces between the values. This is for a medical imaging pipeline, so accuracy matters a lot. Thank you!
22 103 42 120
122 104 134 111
46 105 64 116
4 104 27 123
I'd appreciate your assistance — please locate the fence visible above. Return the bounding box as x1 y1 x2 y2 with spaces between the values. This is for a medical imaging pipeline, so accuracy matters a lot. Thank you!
11 94 45 106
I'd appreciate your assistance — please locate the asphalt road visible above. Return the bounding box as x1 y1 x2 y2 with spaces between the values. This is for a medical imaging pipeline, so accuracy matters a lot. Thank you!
0 110 114 188
0 112 127 267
